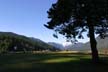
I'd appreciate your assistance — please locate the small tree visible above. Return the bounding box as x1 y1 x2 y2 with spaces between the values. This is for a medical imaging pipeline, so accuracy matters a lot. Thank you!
45 0 108 63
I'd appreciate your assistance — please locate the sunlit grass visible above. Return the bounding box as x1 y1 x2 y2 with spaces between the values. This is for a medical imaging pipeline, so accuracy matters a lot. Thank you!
0 52 108 72
42 57 78 63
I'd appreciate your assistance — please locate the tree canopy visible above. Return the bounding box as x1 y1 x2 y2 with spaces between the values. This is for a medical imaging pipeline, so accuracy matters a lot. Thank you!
45 0 108 40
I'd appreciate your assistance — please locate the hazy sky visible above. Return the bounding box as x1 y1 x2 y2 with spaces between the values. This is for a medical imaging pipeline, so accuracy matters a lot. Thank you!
0 0 89 44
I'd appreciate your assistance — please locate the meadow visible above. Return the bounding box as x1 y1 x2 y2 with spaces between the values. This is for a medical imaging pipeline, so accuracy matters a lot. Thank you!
0 51 108 72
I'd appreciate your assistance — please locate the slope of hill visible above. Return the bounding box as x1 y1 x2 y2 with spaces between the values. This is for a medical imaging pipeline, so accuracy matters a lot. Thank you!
0 32 56 53
48 42 63 50
83 36 108 50
30 38 60 51
65 42 85 51
48 42 85 51
1 31 107 53
65 37 108 51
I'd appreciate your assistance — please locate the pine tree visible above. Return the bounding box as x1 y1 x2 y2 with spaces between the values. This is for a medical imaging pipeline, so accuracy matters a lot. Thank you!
45 0 108 63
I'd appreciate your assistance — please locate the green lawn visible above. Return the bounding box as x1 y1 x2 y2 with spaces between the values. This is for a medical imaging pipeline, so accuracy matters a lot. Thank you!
0 52 108 72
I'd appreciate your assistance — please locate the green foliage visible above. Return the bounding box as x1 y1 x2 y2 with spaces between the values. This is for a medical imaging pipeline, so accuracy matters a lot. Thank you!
0 32 57 53
45 0 108 40
0 40 9 53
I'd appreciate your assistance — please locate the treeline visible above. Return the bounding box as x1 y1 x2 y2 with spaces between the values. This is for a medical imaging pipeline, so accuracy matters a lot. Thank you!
0 32 59 53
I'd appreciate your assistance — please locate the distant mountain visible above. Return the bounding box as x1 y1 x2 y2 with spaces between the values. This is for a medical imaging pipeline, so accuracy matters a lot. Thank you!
0 32 57 53
96 36 108 49
48 42 63 50
30 37 60 51
47 36 108 51
48 42 86 51
83 36 108 50
30 37 44 43
1 31 107 53
64 42 85 51
65 37 108 51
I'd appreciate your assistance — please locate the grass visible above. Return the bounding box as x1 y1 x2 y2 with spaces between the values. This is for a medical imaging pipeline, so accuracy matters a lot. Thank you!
0 52 108 72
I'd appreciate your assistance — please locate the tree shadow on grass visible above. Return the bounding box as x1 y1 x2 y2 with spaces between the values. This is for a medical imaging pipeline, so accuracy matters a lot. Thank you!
0 53 108 72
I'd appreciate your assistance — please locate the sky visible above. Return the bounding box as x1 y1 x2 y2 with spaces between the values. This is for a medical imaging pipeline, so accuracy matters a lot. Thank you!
0 0 89 44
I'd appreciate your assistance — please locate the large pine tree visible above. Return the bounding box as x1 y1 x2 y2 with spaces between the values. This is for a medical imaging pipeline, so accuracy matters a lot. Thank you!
45 0 108 63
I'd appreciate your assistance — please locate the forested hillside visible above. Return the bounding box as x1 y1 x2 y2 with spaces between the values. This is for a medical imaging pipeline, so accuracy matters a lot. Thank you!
0 32 57 53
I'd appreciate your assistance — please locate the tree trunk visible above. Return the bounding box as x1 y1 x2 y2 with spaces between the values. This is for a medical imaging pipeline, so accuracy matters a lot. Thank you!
89 25 99 63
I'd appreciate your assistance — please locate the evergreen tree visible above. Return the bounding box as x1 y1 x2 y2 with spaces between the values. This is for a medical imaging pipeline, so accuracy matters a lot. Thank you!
45 0 108 62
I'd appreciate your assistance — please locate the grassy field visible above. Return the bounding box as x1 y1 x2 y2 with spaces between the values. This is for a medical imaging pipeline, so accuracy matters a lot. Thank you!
0 52 108 72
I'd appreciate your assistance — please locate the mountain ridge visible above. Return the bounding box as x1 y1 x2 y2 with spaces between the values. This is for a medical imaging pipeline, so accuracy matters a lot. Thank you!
48 36 108 51
0 32 58 53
